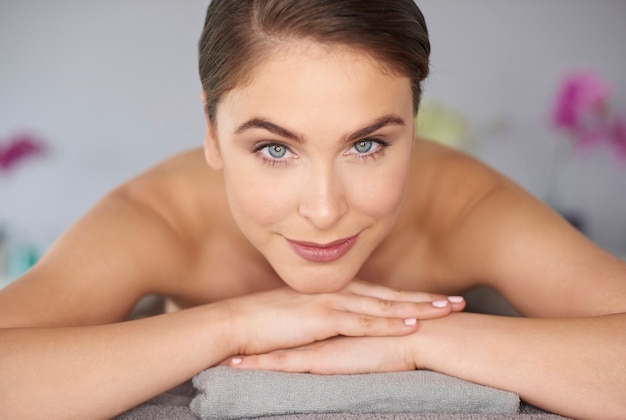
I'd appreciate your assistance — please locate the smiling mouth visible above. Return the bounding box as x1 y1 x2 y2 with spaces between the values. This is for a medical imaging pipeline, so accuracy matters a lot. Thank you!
286 234 360 263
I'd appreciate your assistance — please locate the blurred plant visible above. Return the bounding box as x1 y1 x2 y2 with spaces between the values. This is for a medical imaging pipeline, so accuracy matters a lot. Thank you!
0 133 49 285
0 133 48 175
551 71 626 162
415 101 473 150
545 71 626 232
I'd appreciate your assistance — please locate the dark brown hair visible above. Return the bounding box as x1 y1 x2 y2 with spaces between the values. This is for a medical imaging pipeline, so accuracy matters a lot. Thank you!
199 0 430 123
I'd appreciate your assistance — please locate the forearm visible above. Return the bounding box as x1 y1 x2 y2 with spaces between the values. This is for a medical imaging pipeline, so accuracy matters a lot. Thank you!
415 312 626 419
0 283 462 418
0 303 233 419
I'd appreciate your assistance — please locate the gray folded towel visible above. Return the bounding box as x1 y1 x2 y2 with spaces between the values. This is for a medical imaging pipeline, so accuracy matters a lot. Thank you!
190 367 520 419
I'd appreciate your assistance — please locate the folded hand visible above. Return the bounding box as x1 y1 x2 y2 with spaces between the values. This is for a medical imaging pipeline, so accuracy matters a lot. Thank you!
224 334 421 374
219 280 464 360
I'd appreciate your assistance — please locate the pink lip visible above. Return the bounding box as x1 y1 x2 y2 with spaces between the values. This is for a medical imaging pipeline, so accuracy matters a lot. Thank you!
286 234 360 263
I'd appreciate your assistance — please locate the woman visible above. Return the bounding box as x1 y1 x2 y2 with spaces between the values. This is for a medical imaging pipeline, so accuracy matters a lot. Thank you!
1 1 625 419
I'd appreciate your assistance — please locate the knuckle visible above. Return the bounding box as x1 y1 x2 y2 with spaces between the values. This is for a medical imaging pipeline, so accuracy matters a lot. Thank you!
271 352 289 364
411 292 442 303
321 303 337 318
378 298 395 311
388 317 405 330
390 288 408 300
357 315 376 328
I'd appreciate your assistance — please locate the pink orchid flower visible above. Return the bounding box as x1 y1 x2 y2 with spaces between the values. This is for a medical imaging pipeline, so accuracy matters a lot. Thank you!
552 71 626 162
0 134 48 173
552 71 609 130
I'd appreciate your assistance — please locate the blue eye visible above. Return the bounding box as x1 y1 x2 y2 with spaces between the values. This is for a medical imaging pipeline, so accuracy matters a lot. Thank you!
345 138 389 161
354 140 373 154
267 144 287 159
252 142 295 166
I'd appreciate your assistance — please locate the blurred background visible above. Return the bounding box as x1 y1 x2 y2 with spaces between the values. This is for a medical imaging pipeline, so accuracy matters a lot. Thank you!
1 0 625 286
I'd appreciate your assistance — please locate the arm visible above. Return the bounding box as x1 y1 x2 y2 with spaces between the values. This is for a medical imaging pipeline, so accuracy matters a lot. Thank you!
407 150 625 417
236 312 625 419
415 161 626 418
420 164 626 418
0 190 227 418
0 304 233 419
414 312 626 419
2 285 454 420
1 285 453 419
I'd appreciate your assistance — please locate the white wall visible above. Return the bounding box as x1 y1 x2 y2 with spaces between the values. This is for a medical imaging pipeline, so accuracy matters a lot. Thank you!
1 1 625 254
419 1 626 255
0 0 208 244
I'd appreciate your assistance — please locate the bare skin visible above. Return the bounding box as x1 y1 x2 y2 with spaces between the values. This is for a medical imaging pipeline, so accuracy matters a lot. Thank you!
1 43 625 419
2 144 624 419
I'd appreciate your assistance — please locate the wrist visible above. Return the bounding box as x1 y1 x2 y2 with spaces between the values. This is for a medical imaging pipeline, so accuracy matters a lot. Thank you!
206 299 241 357
407 319 434 370
175 301 240 363
409 312 467 371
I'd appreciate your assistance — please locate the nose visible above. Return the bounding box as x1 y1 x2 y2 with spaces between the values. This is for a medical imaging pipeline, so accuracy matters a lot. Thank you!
298 163 347 230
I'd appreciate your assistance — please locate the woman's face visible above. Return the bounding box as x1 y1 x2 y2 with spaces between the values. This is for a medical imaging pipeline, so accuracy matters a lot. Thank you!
205 42 415 293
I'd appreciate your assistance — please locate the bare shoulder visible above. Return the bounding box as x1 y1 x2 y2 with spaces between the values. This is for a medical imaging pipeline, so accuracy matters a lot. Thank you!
393 139 504 292
0 148 217 327
408 139 505 236
410 140 626 317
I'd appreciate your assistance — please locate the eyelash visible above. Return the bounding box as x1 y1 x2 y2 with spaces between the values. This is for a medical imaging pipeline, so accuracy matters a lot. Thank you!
251 142 295 167
345 138 390 161
251 138 390 167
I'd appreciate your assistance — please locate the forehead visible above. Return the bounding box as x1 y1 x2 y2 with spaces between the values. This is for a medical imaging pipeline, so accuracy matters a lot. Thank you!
216 42 413 132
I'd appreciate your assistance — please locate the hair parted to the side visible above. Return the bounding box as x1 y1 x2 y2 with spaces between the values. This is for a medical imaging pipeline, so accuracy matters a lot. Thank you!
199 0 430 124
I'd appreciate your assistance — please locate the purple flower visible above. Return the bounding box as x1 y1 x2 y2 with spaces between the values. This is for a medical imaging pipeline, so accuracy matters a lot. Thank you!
552 71 609 131
0 134 47 173
551 71 626 162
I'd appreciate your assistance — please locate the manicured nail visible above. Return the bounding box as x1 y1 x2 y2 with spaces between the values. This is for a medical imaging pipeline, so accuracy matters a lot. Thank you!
432 300 449 308
404 318 417 326
448 296 464 303
231 357 243 365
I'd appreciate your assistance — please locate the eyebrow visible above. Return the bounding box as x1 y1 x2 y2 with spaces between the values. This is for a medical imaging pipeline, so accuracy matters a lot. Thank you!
235 118 304 143
345 115 406 143
234 114 406 144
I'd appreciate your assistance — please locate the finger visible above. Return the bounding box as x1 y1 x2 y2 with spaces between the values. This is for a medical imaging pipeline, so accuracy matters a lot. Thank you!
330 311 420 337
336 294 454 320
345 281 450 304
447 296 466 312
228 337 410 375
345 281 466 313
228 338 351 374
215 358 232 367
229 350 316 373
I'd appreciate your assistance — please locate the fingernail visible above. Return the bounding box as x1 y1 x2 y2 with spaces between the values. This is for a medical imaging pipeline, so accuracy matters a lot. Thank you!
448 296 464 303
231 357 243 365
404 318 417 326
432 300 449 308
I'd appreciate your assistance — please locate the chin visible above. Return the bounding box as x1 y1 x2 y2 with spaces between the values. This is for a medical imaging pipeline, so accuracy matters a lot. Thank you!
289 281 345 294
277 263 358 294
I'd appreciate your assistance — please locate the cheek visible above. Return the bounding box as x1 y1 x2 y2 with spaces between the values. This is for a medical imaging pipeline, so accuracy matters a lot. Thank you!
345 160 410 220
224 164 297 227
